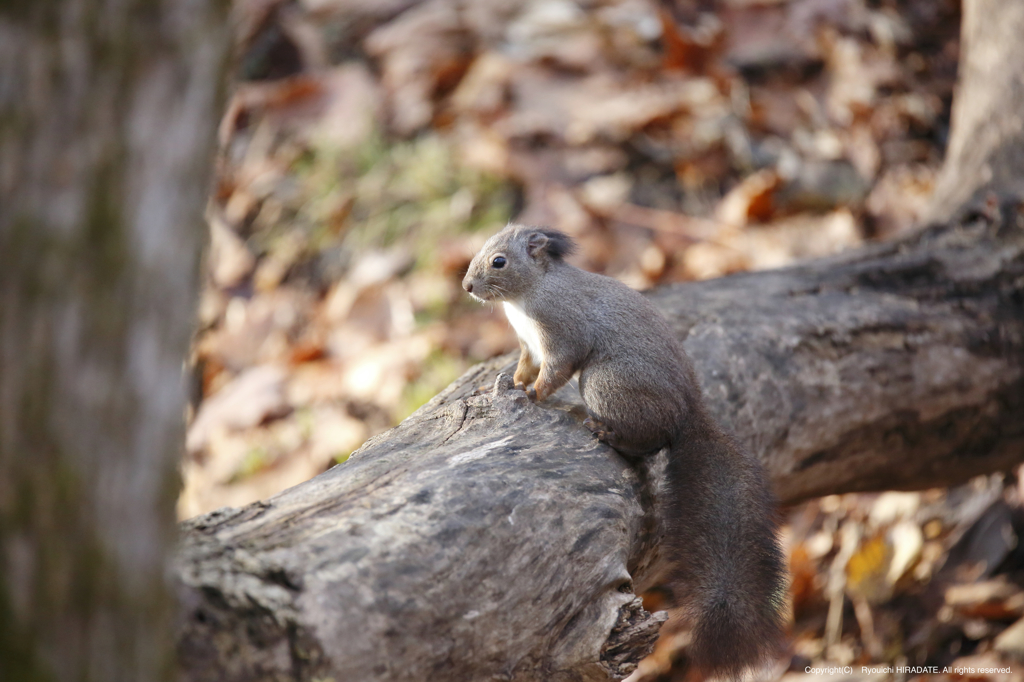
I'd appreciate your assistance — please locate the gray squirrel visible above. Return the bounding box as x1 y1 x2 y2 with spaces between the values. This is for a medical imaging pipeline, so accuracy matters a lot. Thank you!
462 224 787 678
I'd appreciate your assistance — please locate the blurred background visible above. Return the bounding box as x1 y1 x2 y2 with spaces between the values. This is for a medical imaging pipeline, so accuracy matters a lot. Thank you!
180 0 1024 677
184 0 957 516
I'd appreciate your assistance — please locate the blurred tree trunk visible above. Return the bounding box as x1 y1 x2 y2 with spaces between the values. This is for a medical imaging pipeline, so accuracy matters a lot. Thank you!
0 2 229 681
172 1 1024 680
928 0 1024 220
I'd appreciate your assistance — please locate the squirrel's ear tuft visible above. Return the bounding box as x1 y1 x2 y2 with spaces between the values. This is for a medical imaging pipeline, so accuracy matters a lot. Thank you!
526 229 576 260
526 231 549 257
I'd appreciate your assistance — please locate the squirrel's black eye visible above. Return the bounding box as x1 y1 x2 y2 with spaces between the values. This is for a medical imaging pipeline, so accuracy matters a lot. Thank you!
492 256 507 269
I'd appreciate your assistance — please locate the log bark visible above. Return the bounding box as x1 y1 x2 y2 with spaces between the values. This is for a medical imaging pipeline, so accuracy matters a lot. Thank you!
174 0 1024 679
177 374 669 682
649 208 1024 503
0 2 229 680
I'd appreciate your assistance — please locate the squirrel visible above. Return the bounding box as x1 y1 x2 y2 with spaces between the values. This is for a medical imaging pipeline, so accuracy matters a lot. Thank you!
462 224 787 679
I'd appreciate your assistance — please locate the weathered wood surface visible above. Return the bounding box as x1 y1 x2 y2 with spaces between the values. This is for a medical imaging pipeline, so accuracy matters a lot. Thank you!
177 372 669 682
176 203 1024 681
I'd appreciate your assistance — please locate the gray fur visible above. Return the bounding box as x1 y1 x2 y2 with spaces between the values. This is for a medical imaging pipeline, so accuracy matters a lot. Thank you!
464 224 787 677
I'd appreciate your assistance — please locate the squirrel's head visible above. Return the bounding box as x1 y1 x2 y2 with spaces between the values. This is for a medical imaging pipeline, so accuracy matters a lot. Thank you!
462 224 576 302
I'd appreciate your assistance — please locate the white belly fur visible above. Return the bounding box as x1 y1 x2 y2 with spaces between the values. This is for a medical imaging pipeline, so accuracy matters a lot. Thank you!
503 301 545 363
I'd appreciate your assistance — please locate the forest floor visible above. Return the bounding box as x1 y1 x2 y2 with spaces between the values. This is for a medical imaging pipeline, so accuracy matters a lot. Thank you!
181 0 1024 678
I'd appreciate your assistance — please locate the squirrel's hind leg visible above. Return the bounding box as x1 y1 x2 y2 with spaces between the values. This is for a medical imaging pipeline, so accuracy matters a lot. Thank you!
583 415 615 443
579 364 675 456
583 413 659 462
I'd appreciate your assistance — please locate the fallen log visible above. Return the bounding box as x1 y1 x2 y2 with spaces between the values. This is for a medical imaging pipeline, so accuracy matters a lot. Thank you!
176 202 1024 681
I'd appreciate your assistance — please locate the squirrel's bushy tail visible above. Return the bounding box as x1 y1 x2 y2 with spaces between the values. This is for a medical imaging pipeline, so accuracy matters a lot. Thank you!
665 417 787 678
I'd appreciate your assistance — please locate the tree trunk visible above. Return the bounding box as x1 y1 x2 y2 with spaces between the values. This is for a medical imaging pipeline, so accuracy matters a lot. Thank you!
0 2 229 681
172 0 1024 677
927 0 1024 221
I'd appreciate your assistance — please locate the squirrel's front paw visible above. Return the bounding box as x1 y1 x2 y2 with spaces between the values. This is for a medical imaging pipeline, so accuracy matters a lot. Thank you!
513 379 536 400
583 416 615 443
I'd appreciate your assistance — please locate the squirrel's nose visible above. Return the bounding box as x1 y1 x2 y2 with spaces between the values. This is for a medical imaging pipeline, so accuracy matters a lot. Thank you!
463 280 473 293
